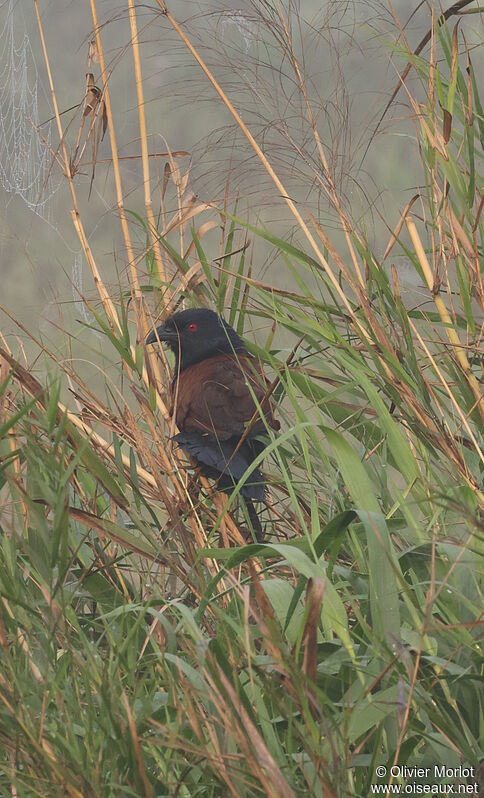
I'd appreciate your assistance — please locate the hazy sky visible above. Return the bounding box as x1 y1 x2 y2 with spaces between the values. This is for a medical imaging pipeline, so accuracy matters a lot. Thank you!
0 1 475 341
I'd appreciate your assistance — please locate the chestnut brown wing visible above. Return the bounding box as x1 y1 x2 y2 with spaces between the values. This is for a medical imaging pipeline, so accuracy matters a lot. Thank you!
174 354 278 440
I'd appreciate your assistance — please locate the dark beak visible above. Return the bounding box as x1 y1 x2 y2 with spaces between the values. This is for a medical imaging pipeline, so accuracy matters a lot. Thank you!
145 323 178 346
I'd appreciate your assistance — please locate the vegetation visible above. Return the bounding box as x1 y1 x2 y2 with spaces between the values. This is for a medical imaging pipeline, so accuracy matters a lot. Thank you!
0 1 482 796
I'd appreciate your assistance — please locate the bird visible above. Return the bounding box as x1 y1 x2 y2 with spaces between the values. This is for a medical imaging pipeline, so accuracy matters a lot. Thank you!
146 307 279 540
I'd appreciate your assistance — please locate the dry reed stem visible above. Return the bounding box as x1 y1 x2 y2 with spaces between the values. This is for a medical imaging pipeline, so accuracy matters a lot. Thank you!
0 333 28 536
89 0 137 291
387 649 422 796
165 149 189 261
122 692 154 798
154 2 378 350
39 0 173 452
363 0 476 167
166 678 241 798
34 0 122 336
156 0 457 465
90 0 175 443
406 217 484 425
127 0 166 289
60 402 163 495
407 318 484 498
0 341 173 510
382 195 420 261
2 599 43 683
36 1 195 534
274 0 365 290
203 663 298 798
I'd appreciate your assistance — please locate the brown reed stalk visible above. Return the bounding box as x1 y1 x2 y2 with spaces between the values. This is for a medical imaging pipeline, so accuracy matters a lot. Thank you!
273 0 365 290
126 0 167 290
88 0 138 291
153 0 411 394
35 0 206 539
406 217 484 425
34 0 122 336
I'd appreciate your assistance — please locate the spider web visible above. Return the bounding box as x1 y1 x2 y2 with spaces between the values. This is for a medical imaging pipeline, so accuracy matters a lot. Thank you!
0 0 61 222
72 252 94 325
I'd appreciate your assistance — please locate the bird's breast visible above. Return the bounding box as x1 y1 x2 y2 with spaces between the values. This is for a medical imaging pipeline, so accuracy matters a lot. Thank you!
171 353 277 438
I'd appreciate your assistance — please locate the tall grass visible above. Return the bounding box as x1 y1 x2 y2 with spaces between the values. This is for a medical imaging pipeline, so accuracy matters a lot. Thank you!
0 2 482 796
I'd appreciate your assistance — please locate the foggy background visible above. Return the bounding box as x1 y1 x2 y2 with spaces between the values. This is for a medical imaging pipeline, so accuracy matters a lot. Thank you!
1 0 477 351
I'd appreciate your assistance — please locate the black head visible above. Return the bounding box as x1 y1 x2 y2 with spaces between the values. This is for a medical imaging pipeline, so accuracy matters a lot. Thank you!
146 308 247 372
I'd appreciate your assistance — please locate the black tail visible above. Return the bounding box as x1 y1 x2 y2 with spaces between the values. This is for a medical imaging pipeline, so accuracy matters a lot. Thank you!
173 431 266 501
245 499 264 543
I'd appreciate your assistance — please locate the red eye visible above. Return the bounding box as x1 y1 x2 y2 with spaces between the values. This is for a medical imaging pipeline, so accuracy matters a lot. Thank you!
188 323 197 333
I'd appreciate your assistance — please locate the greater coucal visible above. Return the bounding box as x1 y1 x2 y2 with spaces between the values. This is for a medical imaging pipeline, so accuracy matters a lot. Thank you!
146 308 279 537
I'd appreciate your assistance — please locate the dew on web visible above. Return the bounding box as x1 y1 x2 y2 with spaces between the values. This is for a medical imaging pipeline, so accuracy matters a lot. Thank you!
220 11 255 55
72 252 93 326
72 252 102 339
0 0 61 222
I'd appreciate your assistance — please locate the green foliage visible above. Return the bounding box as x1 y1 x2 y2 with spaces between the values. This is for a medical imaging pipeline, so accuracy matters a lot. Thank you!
0 5 482 797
